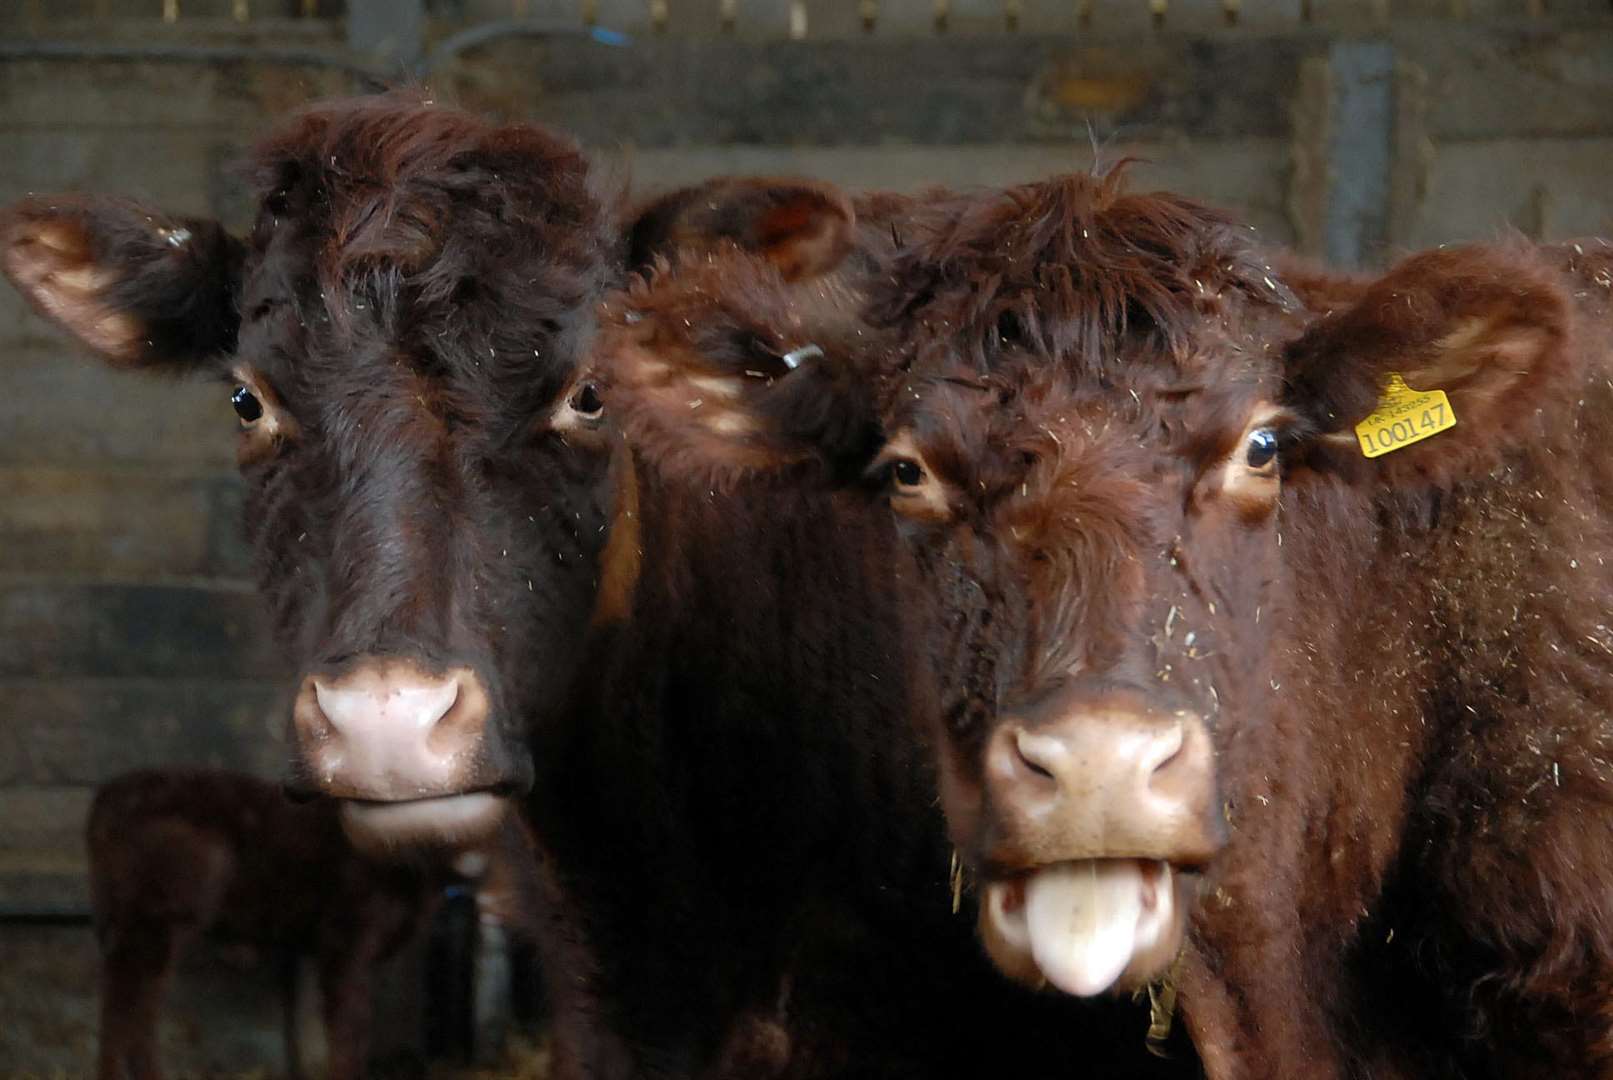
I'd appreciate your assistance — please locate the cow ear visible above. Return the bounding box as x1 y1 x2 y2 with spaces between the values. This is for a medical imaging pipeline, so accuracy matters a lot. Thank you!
603 331 881 492
1 196 244 374
1279 244 1574 486
626 177 857 283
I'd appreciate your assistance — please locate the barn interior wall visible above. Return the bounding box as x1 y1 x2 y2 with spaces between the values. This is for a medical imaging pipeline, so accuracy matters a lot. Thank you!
0 9 1608 1068
3 8 1611 916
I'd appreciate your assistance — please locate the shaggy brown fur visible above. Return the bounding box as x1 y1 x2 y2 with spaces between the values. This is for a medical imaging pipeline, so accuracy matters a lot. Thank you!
533 183 1195 1079
599 167 1613 1079
87 768 540 1080
0 92 619 805
1 100 1179 1077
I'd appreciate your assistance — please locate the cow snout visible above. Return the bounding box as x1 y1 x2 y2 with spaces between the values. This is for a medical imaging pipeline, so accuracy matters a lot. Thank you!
985 705 1223 867
292 660 492 801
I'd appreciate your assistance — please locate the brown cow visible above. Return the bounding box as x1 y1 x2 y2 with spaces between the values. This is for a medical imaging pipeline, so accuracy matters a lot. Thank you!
1 97 1182 1076
1 92 619 853
597 169 1613 1078
88 767 541 1080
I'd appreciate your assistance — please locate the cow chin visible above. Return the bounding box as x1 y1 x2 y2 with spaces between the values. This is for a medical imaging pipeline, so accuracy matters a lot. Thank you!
977 859 1191 998
338 792 510 857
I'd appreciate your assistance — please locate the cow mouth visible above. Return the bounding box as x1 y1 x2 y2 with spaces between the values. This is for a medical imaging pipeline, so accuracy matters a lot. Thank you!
978 859 1191 998
337 790 511 854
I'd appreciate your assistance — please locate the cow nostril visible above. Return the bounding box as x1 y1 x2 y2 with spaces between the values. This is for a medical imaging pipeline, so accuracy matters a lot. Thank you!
1012 729 1061 783
1145 719 1189 784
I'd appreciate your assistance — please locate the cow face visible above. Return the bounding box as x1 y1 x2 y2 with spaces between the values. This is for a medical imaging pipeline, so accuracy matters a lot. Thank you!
599 172 1576 999
0 95 873 852
1 96 616 849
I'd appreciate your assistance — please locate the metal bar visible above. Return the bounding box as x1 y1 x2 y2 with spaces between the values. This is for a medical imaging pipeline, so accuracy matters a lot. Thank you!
1323 40 1395 268
788 0 807 39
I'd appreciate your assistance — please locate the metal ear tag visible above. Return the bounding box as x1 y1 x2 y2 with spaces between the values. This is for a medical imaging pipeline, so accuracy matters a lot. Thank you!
780 344 824 370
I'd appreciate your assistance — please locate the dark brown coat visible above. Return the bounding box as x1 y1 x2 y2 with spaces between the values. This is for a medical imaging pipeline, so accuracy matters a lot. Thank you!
599 169 1613 1078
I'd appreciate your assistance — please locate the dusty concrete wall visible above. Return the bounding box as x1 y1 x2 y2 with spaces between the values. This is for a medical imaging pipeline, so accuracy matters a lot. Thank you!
0 11 1610 919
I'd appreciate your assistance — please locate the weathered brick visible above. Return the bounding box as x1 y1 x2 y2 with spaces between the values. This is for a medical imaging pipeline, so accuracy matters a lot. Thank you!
0 677 288 787
0 582 284 680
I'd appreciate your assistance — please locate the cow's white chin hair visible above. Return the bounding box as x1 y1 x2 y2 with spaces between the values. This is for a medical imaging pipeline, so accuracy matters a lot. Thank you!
338 792 507 857
979 859 1183 998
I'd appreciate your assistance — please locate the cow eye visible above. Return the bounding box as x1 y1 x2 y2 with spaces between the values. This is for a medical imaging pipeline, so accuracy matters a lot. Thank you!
891 459 925 489
1245 428 1279 470
570 381 604 420
232 385 264 423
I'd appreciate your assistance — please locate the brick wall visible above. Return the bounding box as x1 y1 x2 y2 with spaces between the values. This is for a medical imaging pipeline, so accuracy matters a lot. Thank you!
1 11 1611 915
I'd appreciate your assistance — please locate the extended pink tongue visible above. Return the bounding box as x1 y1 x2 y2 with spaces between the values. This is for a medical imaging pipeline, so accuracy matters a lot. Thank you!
1022 860 1145 997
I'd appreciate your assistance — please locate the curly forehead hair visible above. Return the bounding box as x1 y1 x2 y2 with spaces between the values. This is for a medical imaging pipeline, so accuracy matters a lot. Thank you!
875 164 1297 378
248 90 611 336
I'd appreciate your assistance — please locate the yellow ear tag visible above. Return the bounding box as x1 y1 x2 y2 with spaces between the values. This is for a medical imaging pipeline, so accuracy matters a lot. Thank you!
1354 373 1456 458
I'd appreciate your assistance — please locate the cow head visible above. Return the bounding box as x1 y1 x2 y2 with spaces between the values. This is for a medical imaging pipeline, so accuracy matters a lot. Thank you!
596 171 1577 996
0 93 881 852
2 95 615 847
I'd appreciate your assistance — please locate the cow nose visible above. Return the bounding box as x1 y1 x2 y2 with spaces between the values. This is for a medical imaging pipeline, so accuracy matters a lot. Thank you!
986 707 1222 865
293 660 490 800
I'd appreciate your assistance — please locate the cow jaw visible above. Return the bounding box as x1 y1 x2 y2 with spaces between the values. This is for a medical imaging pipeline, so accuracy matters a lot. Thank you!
338 792 508 856
979 859 1183 997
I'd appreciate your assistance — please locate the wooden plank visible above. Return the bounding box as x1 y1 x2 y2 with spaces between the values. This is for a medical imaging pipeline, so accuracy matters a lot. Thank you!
0 582 282 680
0 467 247 580
441 33 1307 145
0 678 288 786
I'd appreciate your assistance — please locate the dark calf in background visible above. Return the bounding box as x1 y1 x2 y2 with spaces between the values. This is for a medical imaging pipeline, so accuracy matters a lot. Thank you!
88 768 541 1080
